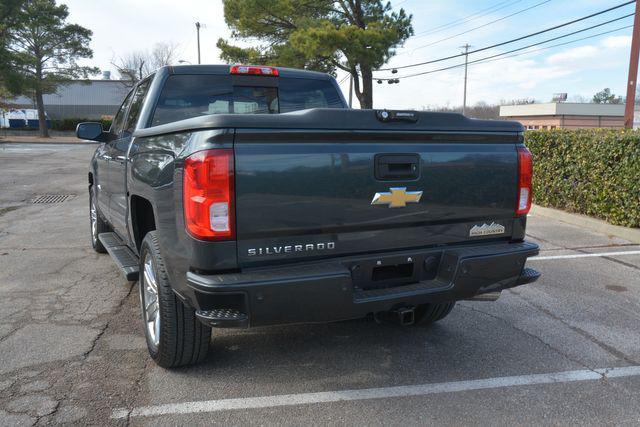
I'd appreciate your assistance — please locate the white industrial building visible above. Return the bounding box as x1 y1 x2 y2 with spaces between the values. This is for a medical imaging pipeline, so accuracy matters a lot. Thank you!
9 77 130 120
499 103 625 130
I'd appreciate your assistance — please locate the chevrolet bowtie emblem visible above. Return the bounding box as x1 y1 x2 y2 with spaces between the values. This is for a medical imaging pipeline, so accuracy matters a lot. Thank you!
371 187 423 208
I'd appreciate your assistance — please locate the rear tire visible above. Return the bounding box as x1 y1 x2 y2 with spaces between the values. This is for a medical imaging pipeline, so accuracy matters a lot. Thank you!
139 231 211 368
89 186 109 254
413 302 456 326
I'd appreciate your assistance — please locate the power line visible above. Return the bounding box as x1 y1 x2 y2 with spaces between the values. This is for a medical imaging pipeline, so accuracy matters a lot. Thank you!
384 17 633 80
377 0 635 71
412 0 524 38
467 24 633 66
399 25 632 95
393 0 411 8
377 19 634 81
408 0 553 52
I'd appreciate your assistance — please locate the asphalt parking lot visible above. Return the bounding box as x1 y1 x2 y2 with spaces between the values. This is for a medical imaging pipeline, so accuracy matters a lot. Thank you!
0 143 639 426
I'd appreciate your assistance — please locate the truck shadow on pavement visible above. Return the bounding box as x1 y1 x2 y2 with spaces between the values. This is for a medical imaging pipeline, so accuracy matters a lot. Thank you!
145 299 568 395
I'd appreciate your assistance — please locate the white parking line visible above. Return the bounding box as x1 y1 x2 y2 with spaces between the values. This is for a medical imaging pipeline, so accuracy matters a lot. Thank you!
530 250 640 261
111 365 640 419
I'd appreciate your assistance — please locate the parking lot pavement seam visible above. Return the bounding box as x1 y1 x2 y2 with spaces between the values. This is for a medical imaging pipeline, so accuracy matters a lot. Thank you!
600 256 640 273
121 350 153 426
34 399 61 426
526 232 558 247
569 246 640 273
0 324 21 345
82 283 135 360
458 303 599 374
512 292 639 366
595 367 640 399
21 282 138 425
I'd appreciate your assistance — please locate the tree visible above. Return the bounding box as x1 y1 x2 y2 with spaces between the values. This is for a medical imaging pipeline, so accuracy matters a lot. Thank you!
217 0 413 109
568 94 589 103
500 98 536 105
5 0 98 137
592 88 623 104
423 101 500 120
112 42 179 86
0 0 24 105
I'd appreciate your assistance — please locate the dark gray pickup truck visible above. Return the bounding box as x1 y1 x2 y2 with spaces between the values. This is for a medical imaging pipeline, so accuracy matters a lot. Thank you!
79 64 539 368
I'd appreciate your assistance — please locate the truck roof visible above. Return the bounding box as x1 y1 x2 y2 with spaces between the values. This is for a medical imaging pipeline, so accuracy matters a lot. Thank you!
164 64 333 80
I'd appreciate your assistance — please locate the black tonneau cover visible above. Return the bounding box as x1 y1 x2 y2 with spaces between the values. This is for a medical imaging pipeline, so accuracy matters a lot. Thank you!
133 108 524 138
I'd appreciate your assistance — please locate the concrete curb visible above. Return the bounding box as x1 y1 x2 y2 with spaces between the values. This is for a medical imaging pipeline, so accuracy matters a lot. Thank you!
531 205 640 244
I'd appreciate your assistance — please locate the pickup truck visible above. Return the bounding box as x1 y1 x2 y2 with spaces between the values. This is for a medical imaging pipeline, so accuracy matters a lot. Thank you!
78 64 540 368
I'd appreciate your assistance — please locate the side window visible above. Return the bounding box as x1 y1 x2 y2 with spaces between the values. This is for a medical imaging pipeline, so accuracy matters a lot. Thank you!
110 91 134 136
124 78 152 135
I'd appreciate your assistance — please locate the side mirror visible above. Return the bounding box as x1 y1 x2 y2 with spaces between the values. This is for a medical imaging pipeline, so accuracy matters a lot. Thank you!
76 122 105 141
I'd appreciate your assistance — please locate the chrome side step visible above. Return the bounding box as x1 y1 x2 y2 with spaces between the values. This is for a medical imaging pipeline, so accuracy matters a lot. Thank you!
195 309 249 328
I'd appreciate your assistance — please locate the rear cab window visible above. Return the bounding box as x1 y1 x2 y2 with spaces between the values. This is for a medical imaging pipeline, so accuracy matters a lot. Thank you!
151 74 344 126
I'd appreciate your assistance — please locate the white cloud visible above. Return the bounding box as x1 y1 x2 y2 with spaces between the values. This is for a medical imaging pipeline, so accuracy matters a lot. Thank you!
61 0 229 75
601 35 632 49
546 45 600 65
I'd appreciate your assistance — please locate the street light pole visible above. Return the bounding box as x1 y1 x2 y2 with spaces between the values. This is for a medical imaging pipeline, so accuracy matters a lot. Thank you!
461 43 471 116
195 22 201 65
624 1 640 128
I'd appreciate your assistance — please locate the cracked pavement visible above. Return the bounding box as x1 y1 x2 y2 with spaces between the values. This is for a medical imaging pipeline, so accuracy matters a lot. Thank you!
0 143 639 425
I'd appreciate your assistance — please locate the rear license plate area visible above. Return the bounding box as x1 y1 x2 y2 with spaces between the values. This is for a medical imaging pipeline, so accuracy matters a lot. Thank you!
349 252 442 291
371 263 413 282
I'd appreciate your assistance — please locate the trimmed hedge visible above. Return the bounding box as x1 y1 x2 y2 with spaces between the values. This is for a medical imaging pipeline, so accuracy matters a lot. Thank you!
50 117 112 131
525 129 640 228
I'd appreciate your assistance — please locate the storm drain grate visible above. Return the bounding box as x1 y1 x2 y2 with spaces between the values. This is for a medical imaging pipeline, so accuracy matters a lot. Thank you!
32 194 76 204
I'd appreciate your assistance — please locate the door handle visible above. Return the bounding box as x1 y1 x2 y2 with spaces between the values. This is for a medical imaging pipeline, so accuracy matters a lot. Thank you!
115 155 126 162
375 154 420 180
101 154 113 161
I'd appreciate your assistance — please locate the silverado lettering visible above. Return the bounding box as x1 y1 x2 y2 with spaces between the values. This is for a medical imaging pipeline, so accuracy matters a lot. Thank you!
248 242 336 256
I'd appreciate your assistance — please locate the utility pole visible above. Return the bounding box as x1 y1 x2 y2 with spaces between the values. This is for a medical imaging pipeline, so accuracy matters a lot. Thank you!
624 1 640 128
348 74 353 108
195 22 201 65
461 43 471 116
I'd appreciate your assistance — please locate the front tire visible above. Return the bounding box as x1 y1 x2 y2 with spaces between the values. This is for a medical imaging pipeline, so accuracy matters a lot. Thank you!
89 186 109 253
139 231 211 368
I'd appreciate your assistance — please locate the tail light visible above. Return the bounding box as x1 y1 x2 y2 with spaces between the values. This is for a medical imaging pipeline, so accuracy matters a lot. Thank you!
183 149 235 240
516 146 533 216
230 65 279 76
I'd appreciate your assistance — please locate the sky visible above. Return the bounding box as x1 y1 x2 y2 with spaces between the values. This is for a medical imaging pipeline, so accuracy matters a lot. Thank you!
60 0 635 109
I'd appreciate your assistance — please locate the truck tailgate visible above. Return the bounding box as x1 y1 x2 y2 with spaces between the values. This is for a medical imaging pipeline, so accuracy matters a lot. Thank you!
234 130 519 267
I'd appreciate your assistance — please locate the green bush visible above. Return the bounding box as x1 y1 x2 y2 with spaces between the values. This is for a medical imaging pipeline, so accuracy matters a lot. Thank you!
525 129 640 228
50 117 112 131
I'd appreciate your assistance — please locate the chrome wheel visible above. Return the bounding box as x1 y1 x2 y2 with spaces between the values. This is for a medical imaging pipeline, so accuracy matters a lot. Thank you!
141 254 160 347
90 197 97 244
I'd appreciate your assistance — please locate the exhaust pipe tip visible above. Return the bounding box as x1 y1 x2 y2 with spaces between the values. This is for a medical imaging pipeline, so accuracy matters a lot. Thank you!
466 291 501 302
